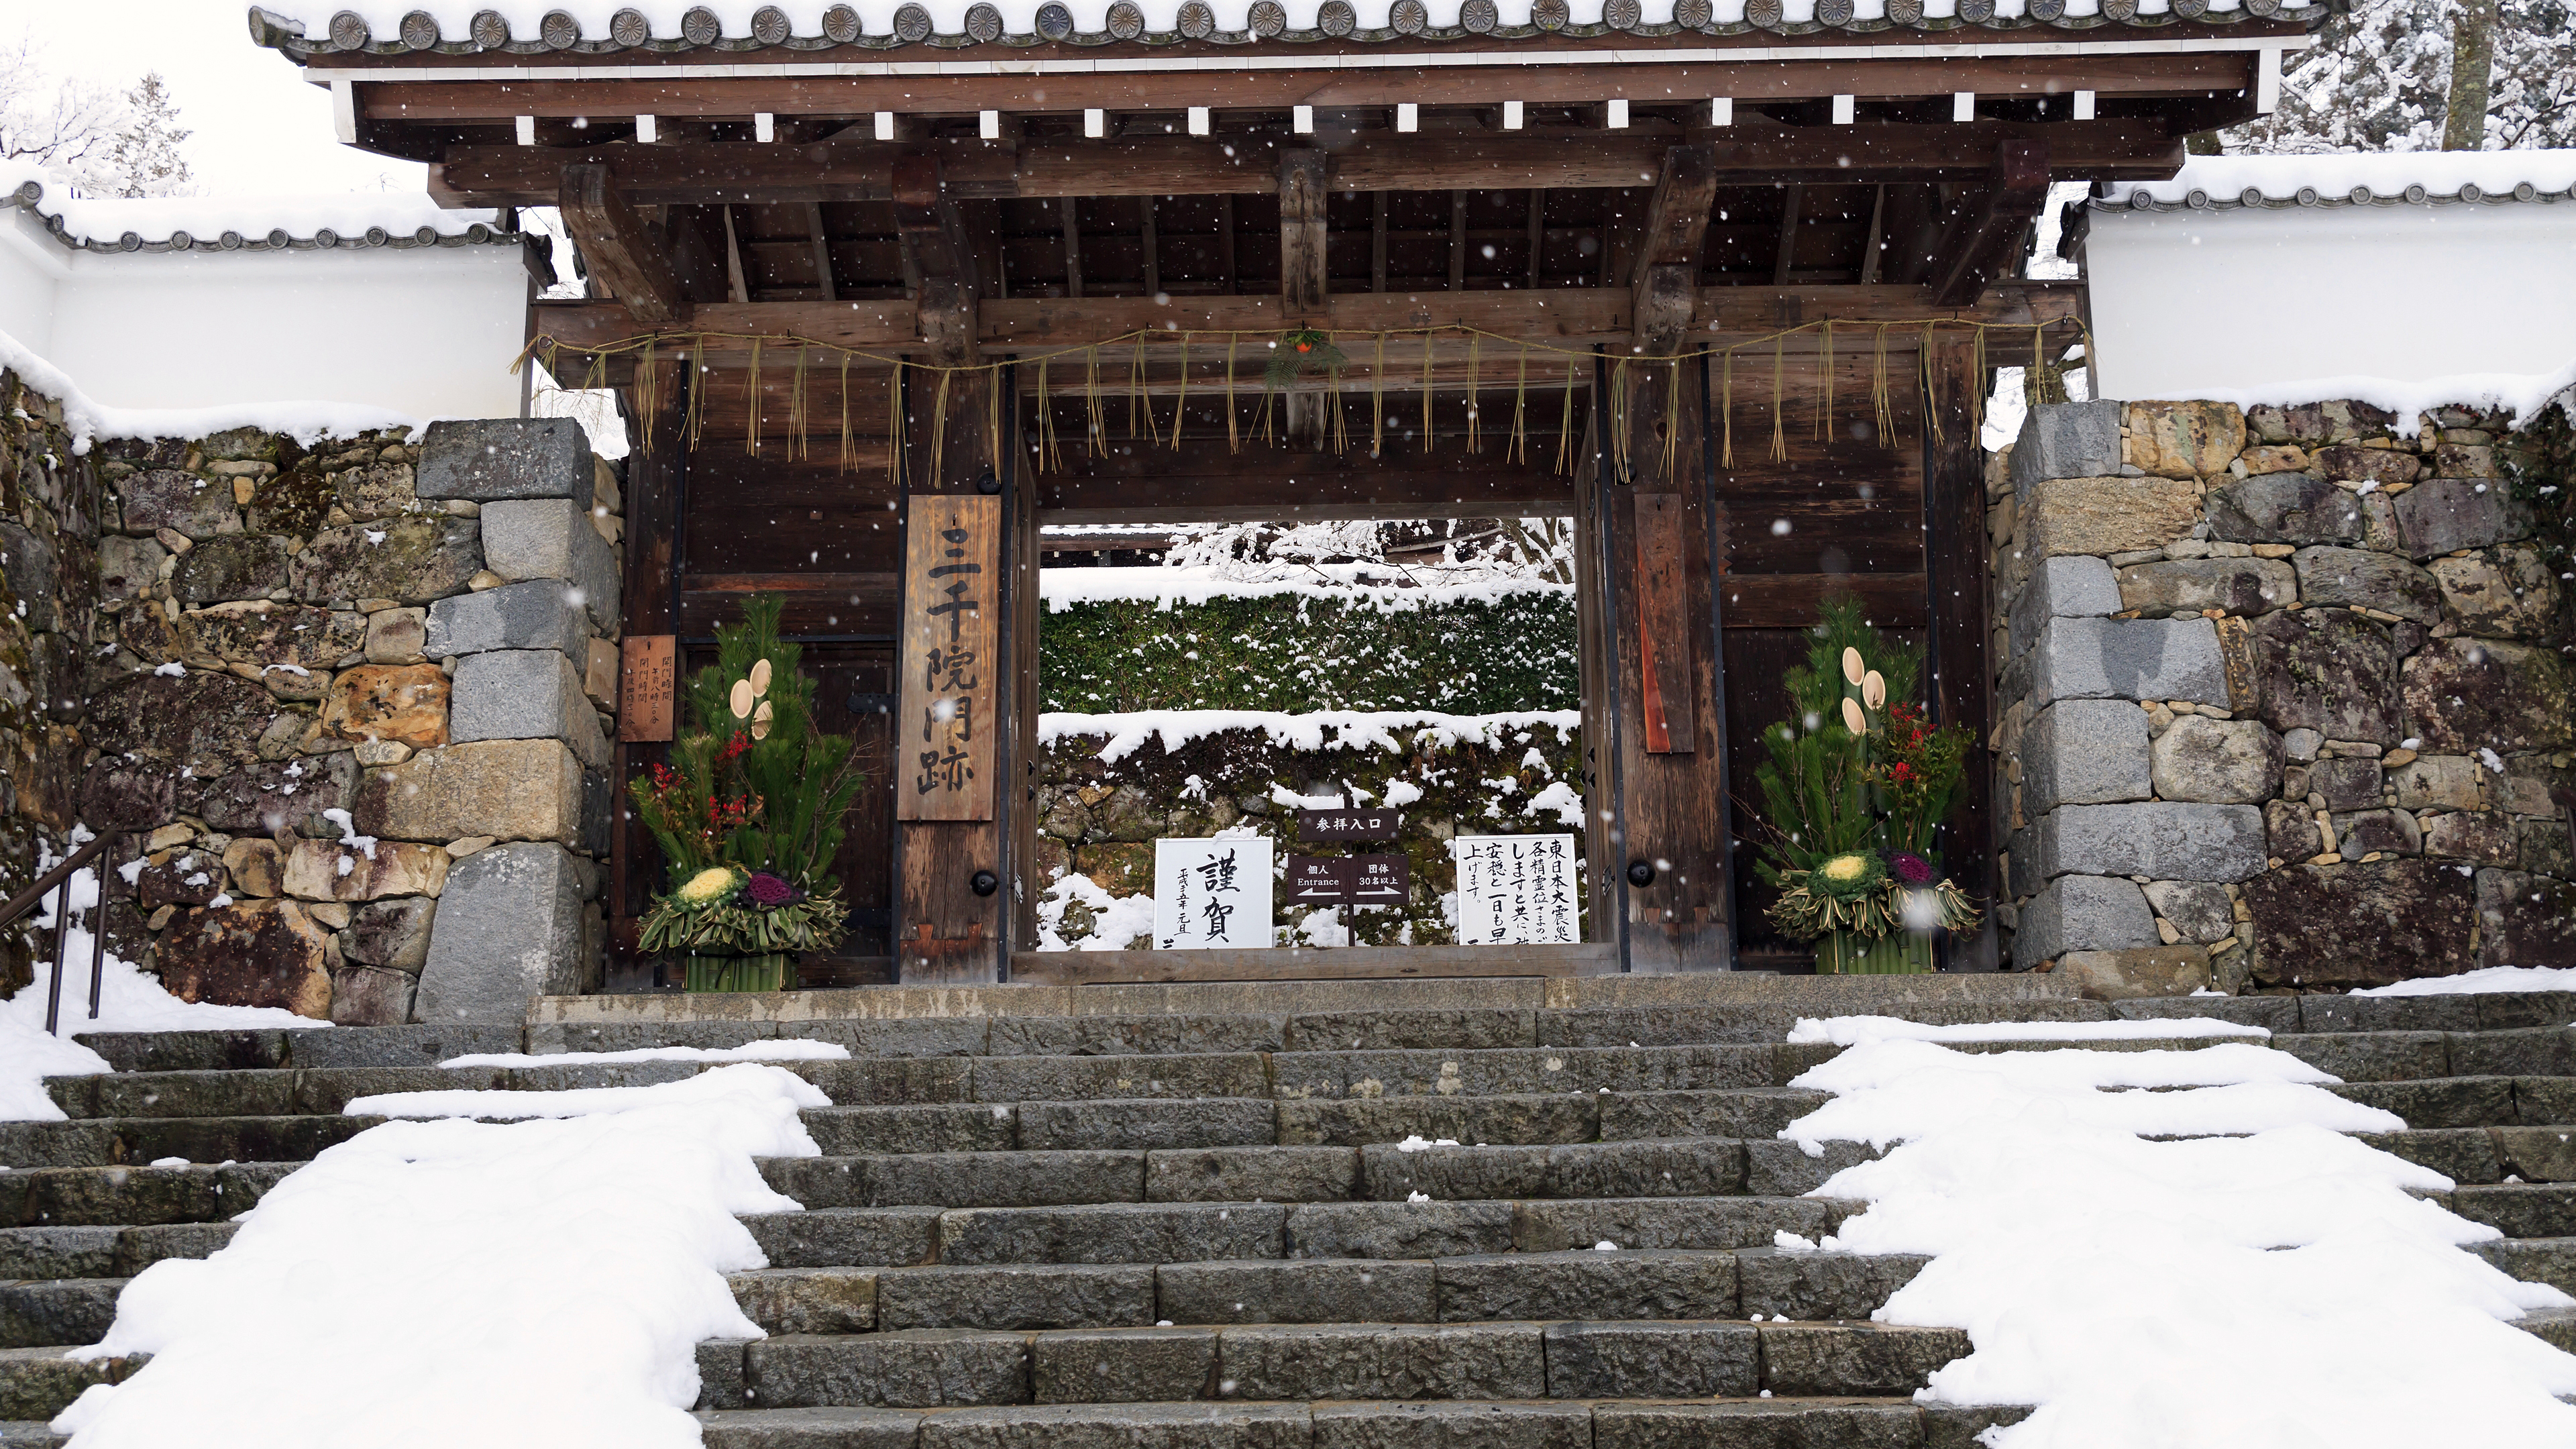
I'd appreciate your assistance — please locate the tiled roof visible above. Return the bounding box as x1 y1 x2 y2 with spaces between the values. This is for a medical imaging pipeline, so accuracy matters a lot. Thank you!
1 172 515 256
248 1 2326 59
2094 150 2576 213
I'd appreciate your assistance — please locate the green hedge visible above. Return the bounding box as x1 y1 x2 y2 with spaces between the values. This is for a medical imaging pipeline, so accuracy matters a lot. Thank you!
1040 590 1580 714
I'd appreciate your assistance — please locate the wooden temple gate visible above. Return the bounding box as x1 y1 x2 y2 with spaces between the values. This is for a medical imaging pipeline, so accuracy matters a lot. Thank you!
267 1 2312 981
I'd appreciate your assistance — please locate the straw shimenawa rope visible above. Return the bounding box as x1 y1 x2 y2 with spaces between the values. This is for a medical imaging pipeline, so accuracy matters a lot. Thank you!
521 316 2091 482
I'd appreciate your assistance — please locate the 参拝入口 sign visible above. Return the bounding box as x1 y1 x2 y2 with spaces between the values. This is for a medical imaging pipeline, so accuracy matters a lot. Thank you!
1295 808 1401 841
1153 837 1275 949
896 494 999 822
1450 834 1579 945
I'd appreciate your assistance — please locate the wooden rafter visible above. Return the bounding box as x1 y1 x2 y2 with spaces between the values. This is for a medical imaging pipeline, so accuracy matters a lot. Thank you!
802 201 837 301
1771 184 1805 286
1137 197 1161 299
1858 184 1886 286
893 152 977 362
1060 199 1083 299
1929 142 2051 307
557 163 686 323
1630 147 1718 356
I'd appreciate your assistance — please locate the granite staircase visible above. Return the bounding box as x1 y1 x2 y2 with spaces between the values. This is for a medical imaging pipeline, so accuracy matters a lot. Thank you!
8 981 2576 1448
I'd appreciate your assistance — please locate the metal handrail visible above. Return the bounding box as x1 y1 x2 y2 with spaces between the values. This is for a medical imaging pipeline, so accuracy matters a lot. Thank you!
0 831 129 1036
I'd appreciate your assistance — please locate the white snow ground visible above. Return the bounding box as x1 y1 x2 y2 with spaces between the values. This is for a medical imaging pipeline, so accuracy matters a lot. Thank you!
50 1064 823 1449
1 866 327 1123
2355 965 2576 997
1780 1024 2576 1448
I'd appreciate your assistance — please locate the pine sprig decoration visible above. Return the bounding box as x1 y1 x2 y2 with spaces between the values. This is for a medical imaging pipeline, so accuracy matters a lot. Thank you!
1263 329 1349 389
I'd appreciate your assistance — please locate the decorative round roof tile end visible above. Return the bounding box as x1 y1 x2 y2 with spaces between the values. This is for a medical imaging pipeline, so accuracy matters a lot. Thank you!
266 227 292 248
2178 189 2204 209
219 230 244 250
2349 185 2373 205
2170 0 2206 17
683 5 727 44
1177 1 1218 37
468 9 510 48
538 9 581 48
1036 3 1077 38
894 4 934 42
1603 0 1644 30
11 180 40 207
168 231 194 252
313 227 340 248
1108 1 1148 36
1815 0 1855 25
1533 0 1570 31
1672 0 1712 26
966 4 1005 41
1317 0 1356 34
1250 1 1289 34
1461 0 1501 32
2457 182 2482 203
1392 0 1430 34
609 8 651 46
1745 0 1786 28
414 225 440 246
2100 0 2137 17
466 223 494 243
824 4 864 42
327 10 370 49
397 9 441 49
1953 0 1994 24
751 5 793 44
118 231 143 253
2404 183 2428 204
2237 186 2264 207
2513 182 2538 203
1885 0 1925 23
2027 0 2064 20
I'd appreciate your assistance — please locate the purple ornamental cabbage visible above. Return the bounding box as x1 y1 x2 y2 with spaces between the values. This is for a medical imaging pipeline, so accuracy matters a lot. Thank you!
744 871 798 906
1885 851 1935 887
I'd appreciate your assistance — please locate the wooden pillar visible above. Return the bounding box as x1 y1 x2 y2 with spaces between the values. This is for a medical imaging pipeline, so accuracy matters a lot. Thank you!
891 154 1021 984
1281 149 1329 453
1922 336 1998 969
610 377 688 969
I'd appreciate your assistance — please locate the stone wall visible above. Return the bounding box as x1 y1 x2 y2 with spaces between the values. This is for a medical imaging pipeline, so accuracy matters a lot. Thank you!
76 416 623 1024
1990 396 2575 996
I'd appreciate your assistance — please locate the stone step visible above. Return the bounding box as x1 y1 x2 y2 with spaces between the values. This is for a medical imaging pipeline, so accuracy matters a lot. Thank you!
2451 1185 2576 1240
0 1161 299 1229
0 1224 238 1281
2269 1029 2571 1084
697 1318 1971 1411
0 1280 123 1351
70 1023 520 1075
0 1346 144 1424
2328 1077 2576 1128
2472 1237 2576 1295
725 1248 1929 1336
691 1397 2035 1449
0 1114 376 1170
741 1198 1864 1271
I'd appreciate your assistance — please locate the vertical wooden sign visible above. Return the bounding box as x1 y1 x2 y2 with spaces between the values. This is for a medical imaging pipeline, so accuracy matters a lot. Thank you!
617 635 676 742
897 494 1000 822
1632 492 1695 755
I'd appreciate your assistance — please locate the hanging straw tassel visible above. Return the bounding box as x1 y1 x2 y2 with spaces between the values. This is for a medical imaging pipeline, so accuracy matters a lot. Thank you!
839 352 857 474
1720 347 1735 470
745 337 764 456
1172 334 1191 451
1473 329 1494 453
1330 368 1350 455
1662 357 1683 483
1872 325 1895 449
1225 336 1241 454
1608 356 1632 480
930 368 953 484
1767 333 1787 464
686 349 708 453
1371 333 1387 458
885 362 904 492
789 345 811 460
636 340 659 455
1127 344 1154 443
1554 354 1577 476
1509 343 1529 466
1419 331 1436 455
985 360 1004 480
1084 347 1106 457
1034 356 1059 474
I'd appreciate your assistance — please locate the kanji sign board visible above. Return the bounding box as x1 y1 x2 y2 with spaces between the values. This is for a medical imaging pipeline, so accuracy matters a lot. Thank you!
1287 854 1410 904
1152 837 1275 950
1450 835 1580 945
896 494 999 821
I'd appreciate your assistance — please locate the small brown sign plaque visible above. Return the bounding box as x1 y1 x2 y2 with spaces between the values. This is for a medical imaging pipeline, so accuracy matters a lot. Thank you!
1294 808 1402 842
1350 854 1409 902
1287 856 1350 903
618 634 676 743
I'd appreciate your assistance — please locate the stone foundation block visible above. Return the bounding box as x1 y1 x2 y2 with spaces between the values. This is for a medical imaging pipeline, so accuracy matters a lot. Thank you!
2125 400 2244 478
172 535 291 604
2290 547 2443 624
362 606 427 665
425 579 590 659
2245 859 2477 989
279 839 449 902
2310 445 2422 490
2142 881 2233 945
480 498 620 632
2013 875 2157 969
179 602 366 672
449 649 610 769
2395 477 2527 559
2149 716 2282 804
156 900 335 1018
2424 812 2518 866
2334 808 2423 859
2021 476 2202 560
2247 609 2402 746
2401 637 2574 755
2115 557 2296 616
97 534 164 605
344 897 437 972
2432 547 2563 639
2027 616 2228 708
354 737 585 845
2479 870 2576 971
2021 698 2150 815
414 418 594 502
2263 800 2323 861
291 517 482 606
2006 555 2120 659
413 841 592 1024
2034 802 2266 882
319 663 450 749
2306 756 2383 810
2006 400 2123 496
2205 474 2364 547
2055 946 2212 1000
327 964 417 1026
122 468 239 539
2390 755 2481 812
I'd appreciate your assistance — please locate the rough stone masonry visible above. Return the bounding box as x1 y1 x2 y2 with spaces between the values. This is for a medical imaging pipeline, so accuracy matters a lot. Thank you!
52 410 624 1024
1991 396 2575 998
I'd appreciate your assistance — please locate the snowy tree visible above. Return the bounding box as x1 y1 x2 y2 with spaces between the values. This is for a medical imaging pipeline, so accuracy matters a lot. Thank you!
0 33 129 193
101 72 192 199
2227 0 2575 154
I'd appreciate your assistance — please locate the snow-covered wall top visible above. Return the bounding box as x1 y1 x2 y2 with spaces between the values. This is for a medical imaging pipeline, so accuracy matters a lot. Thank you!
2096 149 2576 212
248 0 2326 57
2083 152 2576 400
1042 563 1573 612
0 161 509 256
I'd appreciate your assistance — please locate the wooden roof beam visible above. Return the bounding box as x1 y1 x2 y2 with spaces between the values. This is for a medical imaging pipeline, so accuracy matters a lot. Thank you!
893 153 977 364
1928 142 2051 307
1631 146 1719 356
433 121 2183 207
557 163 686 324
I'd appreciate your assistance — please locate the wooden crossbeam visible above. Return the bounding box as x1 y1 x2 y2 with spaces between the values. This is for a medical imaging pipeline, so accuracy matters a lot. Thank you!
556 163 686 323
1929 142 2052 307
1629 147 1718 356
526 281 2082 357
433 121 2184 207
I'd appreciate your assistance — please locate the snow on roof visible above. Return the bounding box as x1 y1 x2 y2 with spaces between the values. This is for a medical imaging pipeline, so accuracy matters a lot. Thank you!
248 0 2326 58
2096 149 2576 213
0 161 511 256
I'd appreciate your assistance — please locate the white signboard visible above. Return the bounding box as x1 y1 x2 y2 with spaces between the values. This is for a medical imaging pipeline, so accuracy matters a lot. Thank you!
1153 837 1275 950
1452 835 1580 945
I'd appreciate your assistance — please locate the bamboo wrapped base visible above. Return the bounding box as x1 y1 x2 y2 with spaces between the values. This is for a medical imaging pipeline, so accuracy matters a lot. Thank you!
1814 930 1934 975
682 953 798 994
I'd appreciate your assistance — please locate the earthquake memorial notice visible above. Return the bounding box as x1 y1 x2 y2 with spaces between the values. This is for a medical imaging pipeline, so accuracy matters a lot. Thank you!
1450 835 1580 945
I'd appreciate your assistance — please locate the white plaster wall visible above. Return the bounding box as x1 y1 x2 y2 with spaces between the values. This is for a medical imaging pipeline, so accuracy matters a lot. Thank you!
2086 201 2576 397
0 220 525 421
